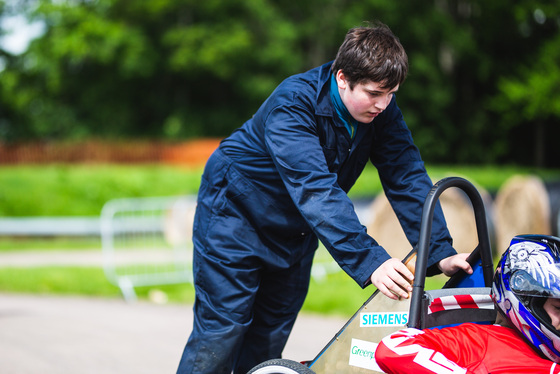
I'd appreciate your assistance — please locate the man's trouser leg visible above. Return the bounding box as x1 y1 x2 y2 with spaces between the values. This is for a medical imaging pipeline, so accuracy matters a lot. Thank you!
176 233 259 374
233 251 314 373
177 246 314 374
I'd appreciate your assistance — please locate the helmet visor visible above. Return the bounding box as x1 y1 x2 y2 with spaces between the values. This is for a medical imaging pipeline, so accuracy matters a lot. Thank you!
510 263 560 298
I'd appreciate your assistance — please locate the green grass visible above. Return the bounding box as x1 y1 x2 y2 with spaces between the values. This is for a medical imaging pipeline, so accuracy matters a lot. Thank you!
0 266 196 301
0 236 102 251
0 236 445 316
0 163 557 315
0 267 120 296
0 164 204 216
1 163 560 216
0 263 446 316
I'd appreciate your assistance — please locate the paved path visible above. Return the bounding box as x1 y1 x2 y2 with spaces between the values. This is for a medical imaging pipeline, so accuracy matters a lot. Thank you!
0 249 348 373
0 292 346 374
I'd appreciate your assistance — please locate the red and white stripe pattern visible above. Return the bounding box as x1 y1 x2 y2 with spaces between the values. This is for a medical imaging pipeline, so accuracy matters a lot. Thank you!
428 294 494 314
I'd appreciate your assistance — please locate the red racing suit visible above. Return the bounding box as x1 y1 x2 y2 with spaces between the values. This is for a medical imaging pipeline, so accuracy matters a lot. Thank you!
375 324 560 374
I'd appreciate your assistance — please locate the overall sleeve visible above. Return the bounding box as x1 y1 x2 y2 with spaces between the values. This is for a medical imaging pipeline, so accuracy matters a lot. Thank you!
370 97 456 273
263 96 391 288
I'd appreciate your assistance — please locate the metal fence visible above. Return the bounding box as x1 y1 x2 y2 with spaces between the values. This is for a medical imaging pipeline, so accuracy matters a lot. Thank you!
100 195 196 302
100 194 344 302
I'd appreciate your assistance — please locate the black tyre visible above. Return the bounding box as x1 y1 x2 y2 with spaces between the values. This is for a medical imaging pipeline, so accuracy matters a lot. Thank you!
247 359 315 374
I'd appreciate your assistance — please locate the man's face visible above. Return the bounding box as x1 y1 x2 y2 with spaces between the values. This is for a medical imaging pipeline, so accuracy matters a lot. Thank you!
544 298 560 330
335 70 398 124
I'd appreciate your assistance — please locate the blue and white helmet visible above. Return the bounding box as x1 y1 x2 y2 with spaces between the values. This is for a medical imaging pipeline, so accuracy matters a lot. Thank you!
492 234 560 362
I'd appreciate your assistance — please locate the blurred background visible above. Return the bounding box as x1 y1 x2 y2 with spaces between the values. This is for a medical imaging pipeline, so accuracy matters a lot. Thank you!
1 0 560 165
0 2 560 372
0 0 559 309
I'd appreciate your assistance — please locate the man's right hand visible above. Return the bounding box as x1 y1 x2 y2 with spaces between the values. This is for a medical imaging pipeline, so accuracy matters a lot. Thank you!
370 258 414 300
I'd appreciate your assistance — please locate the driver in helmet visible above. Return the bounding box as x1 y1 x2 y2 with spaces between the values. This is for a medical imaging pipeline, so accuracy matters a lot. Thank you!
375 234 560 374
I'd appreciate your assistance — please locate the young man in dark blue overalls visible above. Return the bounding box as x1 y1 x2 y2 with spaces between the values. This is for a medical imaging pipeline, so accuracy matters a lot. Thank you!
177 22 472 374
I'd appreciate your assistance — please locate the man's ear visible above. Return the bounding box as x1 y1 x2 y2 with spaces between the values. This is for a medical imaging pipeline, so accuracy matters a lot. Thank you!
335 69 348 90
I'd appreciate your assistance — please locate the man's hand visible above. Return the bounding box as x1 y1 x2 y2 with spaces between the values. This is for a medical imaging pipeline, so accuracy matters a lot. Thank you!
371 258 414 300
437 253 473 276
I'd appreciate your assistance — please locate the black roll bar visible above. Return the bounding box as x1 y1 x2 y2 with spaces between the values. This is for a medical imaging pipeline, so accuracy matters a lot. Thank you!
407 177 494 329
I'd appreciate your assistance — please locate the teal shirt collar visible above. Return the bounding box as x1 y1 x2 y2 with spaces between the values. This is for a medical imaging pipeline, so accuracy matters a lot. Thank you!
329 73 358 139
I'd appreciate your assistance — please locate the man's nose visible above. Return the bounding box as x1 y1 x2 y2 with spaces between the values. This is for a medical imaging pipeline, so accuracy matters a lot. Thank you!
375 95 391 111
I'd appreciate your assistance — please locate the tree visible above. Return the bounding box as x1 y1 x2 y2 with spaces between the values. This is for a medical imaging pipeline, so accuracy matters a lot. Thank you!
0 0 310 140
1 0 560 167
489 3 560 167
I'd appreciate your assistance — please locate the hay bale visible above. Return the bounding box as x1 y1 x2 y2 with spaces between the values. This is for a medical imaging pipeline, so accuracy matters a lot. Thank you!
494 175 551 256
366 185 492 260
544 180 560 236
367 193 411 260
